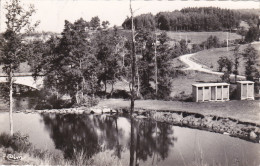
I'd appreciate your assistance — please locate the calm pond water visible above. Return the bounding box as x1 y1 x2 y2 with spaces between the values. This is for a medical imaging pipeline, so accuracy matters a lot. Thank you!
0 112 260 166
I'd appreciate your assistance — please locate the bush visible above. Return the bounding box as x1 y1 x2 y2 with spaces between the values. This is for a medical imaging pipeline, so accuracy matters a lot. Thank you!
35 95 72 110
73 95 100 107
191 44 203 53
35 88 74 110
0 132 92 165
171 92 193 102
0 132 32 153
107 90 130 99
204 35 220 49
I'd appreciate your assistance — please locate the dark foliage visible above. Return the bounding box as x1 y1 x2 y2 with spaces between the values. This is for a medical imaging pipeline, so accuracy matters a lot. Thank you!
245 26 259 43
122 13 156 31
242 44 259 81
122 7 258 32
202 35 220 49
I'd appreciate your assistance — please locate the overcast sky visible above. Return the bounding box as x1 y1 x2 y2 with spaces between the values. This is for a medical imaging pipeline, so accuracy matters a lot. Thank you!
0 0 259 33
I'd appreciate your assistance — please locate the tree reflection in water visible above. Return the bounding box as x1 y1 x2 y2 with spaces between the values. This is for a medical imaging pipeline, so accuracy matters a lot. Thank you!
130 118 177 166
41 114 176 164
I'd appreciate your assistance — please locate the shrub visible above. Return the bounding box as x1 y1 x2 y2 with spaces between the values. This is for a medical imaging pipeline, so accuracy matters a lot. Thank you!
204 35 220 49
107 90 131 99
73 95 100 107
0 132 32 153
191 44 203 53
171 92 193 102
35 91 73 110
0 132 94 165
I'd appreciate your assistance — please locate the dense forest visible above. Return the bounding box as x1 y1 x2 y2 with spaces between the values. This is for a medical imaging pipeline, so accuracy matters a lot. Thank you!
122 7 260 31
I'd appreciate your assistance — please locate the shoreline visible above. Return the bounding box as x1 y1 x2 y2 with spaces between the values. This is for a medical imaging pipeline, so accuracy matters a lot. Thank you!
1 100 259 144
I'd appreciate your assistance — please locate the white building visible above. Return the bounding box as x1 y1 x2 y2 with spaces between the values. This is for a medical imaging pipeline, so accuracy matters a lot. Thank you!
236 81 254 100
192 83 230 102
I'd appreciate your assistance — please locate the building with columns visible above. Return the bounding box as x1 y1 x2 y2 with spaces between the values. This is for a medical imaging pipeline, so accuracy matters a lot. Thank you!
192 83 230 102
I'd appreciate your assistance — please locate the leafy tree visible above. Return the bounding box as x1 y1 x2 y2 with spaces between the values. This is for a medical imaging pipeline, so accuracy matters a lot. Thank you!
33 18 99 105
90 16 100 30
236 27 247 41
217 57 233 83
101 21 110 29
245 26 259 43
178 39 189 54
26 39 48 73
132 30 174 99
155 13 170 30
204 35 220 49
233 45 241 82
94 28 123 95
242 44 259 81
57 19 91 103
0 0 38 135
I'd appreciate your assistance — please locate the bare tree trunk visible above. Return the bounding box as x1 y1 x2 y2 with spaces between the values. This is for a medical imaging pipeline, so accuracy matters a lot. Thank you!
122 54 125 68
76 84 80 104
110 81 114 96
130 117 135 166
9 69 13 135
104 79 107 94
135 121 140 166
0 0 1 32
154 34 158 97
130 0 136 115
136 65 140 97
226 32 229 52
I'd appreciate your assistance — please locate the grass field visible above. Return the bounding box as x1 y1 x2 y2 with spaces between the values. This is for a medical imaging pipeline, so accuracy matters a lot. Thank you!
192 42 260 75
166 31 241 45
120 30 242 45
170 71 220 98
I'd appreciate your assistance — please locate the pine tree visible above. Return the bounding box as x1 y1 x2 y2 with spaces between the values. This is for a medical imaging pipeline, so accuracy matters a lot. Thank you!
242 44 259 81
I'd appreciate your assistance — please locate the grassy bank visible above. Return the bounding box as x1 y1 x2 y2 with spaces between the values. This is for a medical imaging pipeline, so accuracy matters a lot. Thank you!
97 99 260 124
170 70 220 97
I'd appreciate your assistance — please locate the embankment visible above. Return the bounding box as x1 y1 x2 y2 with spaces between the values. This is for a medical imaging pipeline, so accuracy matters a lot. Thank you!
21 104 260 143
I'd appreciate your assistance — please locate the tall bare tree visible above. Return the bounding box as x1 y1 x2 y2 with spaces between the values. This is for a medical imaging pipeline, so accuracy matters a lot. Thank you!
154 33 158 97
130 0 136 115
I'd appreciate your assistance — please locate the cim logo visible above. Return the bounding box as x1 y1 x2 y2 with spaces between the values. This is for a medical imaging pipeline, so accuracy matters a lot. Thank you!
5 154 22 161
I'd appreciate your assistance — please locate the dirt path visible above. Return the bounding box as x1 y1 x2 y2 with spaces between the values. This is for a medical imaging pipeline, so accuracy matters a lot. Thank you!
179 53 246 79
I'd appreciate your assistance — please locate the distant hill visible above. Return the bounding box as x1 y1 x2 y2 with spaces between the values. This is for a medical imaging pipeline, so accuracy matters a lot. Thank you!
122 7 260 32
